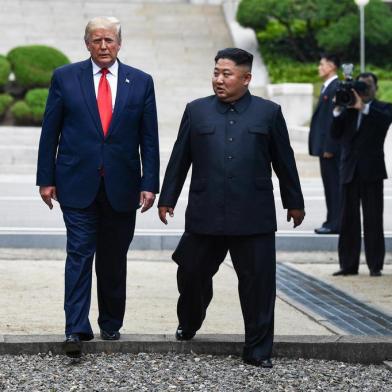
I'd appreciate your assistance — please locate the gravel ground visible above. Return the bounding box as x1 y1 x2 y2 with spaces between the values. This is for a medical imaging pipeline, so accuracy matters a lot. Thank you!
0 353 390 391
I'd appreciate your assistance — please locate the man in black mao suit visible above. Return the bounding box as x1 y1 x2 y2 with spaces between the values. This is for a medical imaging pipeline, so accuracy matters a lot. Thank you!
158 48 305 368
309 54 341 234
331 72 392 277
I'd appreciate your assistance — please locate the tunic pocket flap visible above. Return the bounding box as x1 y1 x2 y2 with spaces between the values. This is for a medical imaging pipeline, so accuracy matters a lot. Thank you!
197 126 215 135
248 126 269 135
255 177 273 190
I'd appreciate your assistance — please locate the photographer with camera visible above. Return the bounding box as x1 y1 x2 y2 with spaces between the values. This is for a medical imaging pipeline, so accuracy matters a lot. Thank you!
331 71 392 277
309 54 341 235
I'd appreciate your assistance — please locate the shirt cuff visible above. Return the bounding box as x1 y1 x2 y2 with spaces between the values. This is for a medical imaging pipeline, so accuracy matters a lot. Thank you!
361 103 370 115
333 107 343 117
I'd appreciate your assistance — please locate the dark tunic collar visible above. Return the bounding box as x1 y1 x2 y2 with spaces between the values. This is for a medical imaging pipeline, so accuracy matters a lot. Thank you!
215 90 252 114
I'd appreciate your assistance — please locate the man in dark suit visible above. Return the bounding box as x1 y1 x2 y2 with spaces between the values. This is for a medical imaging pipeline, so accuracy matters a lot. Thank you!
36 16 159 357
309 54 341 234
158 48 305 368
331 72 392 277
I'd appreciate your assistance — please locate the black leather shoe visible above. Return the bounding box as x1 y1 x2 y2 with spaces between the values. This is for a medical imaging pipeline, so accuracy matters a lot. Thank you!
332 269 358 276
100 329 120 340
175 325 195 341
315 227 339 235
63 334 82 358
244 357 273 368
370 270 382 277
79 333 94 341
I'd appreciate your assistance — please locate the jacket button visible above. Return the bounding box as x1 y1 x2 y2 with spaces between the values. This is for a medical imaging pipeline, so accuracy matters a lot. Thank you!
229 120 235 125
228 137 234 142
228 155 233 160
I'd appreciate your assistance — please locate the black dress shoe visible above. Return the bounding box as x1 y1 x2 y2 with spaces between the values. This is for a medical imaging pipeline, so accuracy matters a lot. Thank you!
63 334 82 358
79 333 94 341
175 325 195 341
314 227 339 235
100 329 120 340
243 357 273 368
370 270 382 277
332 269 358 276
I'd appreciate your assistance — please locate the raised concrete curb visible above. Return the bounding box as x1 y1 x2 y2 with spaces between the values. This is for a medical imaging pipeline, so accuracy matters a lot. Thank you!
1 335 392 364
1 230 392 252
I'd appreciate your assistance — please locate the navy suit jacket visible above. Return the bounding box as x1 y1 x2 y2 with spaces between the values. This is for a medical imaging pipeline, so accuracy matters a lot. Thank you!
158 91 304 235
36 59 159 212
309 78 341 156
331 100 392 184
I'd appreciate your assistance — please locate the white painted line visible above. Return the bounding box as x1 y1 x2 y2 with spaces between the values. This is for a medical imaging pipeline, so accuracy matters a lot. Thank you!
0 227 391 237
6 195 392 202
0 197 42 201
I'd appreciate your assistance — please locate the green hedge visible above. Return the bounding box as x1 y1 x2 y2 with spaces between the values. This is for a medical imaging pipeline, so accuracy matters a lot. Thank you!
378 81 392 102
11 88 48 125
0 55 11 90
7 45 69 89
238 0 392 66
0 93 13 118
263 58 320 84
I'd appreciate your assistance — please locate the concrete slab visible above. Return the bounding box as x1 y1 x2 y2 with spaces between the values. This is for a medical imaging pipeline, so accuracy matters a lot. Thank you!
0 258 332 336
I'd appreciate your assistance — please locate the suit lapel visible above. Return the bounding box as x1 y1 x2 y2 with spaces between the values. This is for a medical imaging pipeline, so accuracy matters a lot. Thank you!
78 59 103 137
314 78 338 114
107 61 133 137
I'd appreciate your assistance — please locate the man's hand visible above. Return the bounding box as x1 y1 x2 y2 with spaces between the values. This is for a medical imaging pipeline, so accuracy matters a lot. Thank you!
39 186 57 210
287 209 305 228
139 191 156 213
158 206 174 225
322 152 334 159
348 89 365 111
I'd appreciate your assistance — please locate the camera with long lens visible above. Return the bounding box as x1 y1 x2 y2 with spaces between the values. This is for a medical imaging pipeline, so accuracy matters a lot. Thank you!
335 63 368 107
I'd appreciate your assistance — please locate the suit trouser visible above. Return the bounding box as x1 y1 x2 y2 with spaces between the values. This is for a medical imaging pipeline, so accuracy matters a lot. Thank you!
319 155 341 231
338 177 384 272
173 232 276 361
61 179 136 336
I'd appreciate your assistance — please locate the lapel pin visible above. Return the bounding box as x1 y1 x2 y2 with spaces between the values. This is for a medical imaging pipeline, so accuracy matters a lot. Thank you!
125 78 130 84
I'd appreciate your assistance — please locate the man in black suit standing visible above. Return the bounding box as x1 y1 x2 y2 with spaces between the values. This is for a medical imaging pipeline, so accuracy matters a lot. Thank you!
331 72 392 277
309 54 341 234
158 48 305 368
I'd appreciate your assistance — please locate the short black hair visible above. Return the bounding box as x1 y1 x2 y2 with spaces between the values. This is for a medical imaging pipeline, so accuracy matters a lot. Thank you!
215 48 253 70
320 53 341 69
357 72 378 86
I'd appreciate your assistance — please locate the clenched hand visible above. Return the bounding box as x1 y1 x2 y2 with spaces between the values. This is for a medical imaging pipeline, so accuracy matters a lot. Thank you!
287 209 305 228
158 206 174 225
39 186 57 210
139 191 156 213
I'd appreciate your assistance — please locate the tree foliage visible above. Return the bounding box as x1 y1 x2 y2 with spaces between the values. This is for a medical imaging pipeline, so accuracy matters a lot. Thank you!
237 0 392 66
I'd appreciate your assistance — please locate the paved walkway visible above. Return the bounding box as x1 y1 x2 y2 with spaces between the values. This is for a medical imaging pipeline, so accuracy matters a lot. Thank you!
1 249 391 338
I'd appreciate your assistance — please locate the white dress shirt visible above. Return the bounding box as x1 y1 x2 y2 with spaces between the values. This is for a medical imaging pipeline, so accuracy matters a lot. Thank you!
91 59 118 111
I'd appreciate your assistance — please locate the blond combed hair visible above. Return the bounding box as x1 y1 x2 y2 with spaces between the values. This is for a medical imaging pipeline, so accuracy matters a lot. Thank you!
84 16 121 43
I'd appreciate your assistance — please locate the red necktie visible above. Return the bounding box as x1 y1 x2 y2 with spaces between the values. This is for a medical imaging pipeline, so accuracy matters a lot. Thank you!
97 68 112 136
